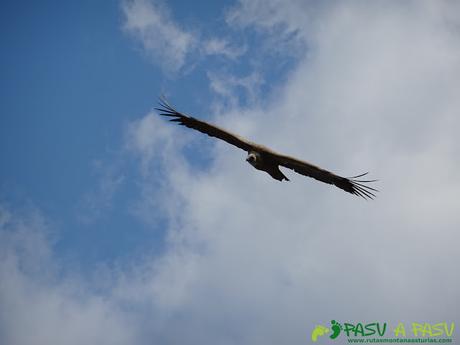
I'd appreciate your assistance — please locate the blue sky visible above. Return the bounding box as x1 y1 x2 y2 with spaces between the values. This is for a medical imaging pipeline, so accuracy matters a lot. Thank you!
1 1 460 344
0 0 274 266
0 0 297 267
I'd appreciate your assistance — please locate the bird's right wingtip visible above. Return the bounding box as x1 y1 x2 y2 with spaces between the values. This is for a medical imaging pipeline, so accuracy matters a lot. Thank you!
345 172 378 200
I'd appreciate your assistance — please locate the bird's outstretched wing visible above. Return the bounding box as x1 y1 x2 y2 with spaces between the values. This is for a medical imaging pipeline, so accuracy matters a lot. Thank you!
267 152 377 199
156 97 254 152
157 97 378 199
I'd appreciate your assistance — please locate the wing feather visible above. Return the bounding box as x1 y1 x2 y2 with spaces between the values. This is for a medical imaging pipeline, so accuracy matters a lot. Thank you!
267 152 378 199
156 98 254 152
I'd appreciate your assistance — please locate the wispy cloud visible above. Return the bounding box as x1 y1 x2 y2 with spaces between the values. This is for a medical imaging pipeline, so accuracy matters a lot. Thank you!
121 0 247 73
225 0 313 57
202 38 247 60
121 0 196 73
0 205 139 345
77 160 125 224
207 70 264 108
124 111 192 226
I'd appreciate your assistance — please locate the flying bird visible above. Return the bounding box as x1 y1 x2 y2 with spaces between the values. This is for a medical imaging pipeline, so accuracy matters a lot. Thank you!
156 98 377 199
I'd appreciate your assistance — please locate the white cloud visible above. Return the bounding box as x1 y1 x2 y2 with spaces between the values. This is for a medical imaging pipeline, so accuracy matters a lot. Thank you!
121 0 247 73
0 205 139 345
202 38 247 60
122 0 196 72
207 70 264 108
124 111 195 226
225 0 314 56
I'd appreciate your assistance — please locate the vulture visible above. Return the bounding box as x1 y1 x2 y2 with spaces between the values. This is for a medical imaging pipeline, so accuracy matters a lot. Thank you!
156 98 377 199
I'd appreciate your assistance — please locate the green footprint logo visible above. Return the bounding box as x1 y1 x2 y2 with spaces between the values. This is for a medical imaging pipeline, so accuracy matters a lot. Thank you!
330 320 343 339
311 325 330 342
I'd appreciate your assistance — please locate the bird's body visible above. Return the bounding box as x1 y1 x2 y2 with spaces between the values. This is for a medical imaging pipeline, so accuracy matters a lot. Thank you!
246 150 290 181
156 98 377 199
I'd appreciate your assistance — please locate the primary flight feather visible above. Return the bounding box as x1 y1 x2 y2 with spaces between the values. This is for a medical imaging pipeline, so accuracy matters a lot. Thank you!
156 97 377 199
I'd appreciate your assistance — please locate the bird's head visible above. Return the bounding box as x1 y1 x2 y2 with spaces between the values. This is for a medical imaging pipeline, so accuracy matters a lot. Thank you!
246 151 260 167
